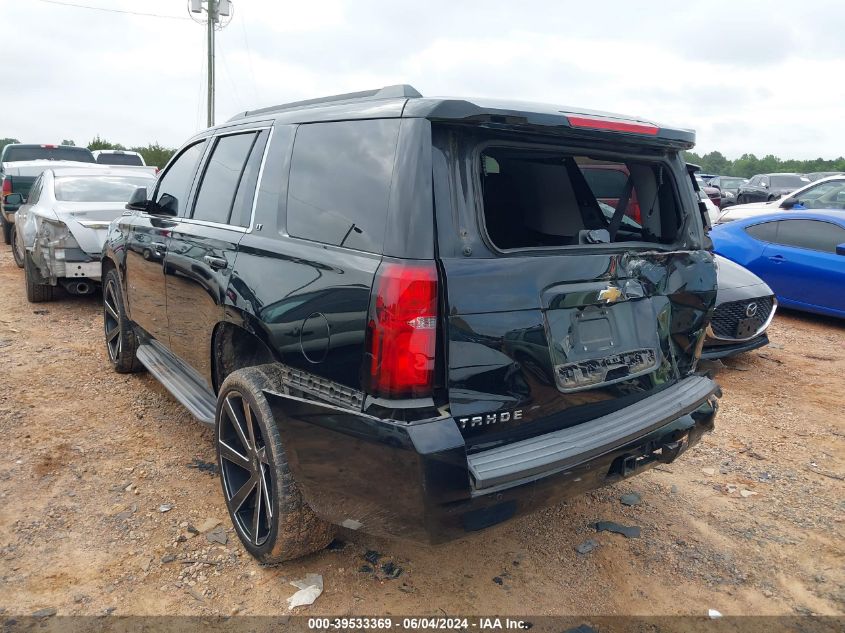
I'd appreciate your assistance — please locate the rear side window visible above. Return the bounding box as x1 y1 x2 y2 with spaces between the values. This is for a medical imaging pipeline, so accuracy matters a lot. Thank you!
154 140 207 215
479 147 680 250
770 219 845 254
745 221 779 242
287 119 400 253
192 132 258 225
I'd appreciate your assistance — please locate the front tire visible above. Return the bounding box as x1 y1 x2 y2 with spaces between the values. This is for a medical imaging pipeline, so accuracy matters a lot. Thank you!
216 366 335 563
103 267 143 373
24 252 53 303
11 225 24 268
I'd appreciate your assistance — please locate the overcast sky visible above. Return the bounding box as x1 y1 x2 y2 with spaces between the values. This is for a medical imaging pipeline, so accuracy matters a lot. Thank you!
2 0 843 159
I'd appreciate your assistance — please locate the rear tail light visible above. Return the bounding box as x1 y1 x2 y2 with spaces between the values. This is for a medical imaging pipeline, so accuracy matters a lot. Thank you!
628 201 642 224
567 115 659 136
1 177 10 196
366 260 438 398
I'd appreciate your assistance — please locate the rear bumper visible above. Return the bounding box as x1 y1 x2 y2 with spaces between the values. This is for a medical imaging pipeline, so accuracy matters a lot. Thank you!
269 375 719 544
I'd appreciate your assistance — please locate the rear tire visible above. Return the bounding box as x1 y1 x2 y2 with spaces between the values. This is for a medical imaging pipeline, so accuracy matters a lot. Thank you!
216 366 335 563
103 267 143 373
11 225 24 269
1 217 11 245
24 252 53 303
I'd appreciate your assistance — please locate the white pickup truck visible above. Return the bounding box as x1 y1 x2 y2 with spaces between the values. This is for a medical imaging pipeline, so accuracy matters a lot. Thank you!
92 150 158 175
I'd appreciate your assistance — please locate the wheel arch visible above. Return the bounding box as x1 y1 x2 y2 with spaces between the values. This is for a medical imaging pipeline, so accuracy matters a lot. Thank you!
211 320 278 394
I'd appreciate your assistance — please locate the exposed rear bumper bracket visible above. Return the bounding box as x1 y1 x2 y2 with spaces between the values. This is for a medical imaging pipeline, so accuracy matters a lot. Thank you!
468 375 719 491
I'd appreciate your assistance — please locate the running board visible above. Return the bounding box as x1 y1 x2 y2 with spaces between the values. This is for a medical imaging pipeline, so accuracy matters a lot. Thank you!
136 342 216 425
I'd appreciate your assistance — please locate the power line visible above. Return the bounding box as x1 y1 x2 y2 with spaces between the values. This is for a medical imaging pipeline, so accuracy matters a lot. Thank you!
34 0 191 20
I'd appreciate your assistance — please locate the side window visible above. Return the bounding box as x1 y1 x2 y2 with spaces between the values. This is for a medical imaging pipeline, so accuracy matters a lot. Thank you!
154 140 207 215
745 221 779 242
286 119 401 253
771 219 845 254
761 176 769 187
748 176 760 187
192 132 258 225
229 131 268 228
27 175 43 204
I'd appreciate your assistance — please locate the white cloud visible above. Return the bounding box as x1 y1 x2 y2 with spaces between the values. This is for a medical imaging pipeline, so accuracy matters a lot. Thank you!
2 0 843 160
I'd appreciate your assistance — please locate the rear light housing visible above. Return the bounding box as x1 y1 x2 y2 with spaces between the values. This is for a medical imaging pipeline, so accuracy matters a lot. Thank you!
567 115 659 136
365 259 438 398
2 177 10 196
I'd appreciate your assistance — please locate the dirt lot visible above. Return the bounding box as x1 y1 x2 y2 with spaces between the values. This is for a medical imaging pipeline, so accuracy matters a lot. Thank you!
0 247 842 619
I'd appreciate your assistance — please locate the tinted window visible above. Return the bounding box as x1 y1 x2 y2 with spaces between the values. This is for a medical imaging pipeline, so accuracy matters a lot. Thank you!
96 153 143 166
745 221 779 242
770 175 808 189
55 176 155 202
581 168 628 198
287 119 401 253
229 131 268 228
2 145 95 163
772 219 845 253
192 133 257 225
154 141 207 215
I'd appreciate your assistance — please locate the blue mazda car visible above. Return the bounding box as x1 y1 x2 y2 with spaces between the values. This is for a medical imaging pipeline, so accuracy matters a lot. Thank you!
709 210 845 319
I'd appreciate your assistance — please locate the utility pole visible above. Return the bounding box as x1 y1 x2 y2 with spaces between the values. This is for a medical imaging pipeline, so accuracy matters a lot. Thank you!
190 0 231 128
207 0 215 127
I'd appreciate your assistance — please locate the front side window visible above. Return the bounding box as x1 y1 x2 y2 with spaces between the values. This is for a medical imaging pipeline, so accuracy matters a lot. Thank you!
192 133 258 225
479 146 680 250
55 176 155 202
793 180 845 208
286 119 401 253
154 140 207 215
771 219 845 254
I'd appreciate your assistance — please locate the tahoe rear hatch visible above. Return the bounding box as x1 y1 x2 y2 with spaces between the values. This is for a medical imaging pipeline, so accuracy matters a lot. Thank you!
432 121 717 452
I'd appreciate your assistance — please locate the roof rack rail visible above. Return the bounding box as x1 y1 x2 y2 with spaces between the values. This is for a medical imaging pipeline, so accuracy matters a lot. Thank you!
226 84 422 122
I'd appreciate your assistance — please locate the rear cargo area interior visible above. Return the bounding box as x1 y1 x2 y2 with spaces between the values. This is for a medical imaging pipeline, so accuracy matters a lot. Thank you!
480 147 681 250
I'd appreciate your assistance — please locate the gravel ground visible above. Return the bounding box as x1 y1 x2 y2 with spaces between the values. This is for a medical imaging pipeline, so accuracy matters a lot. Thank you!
0 247 842 618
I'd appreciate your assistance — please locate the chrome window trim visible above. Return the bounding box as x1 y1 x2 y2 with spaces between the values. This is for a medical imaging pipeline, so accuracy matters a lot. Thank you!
246 125 274 233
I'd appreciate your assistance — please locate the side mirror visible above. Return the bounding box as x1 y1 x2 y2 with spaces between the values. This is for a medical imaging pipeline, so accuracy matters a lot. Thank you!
837 243 845 256
761 182 769 189
780 196 798 209
4 193 24 206
126 187 149 212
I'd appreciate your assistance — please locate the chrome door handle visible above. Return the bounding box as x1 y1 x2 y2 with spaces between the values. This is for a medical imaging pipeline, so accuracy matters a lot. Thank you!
768 254 785 263
203 255 228 270
151 241 167 252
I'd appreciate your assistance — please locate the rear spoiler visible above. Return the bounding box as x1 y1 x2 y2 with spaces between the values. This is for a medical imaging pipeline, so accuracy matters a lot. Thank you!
407 99 696 150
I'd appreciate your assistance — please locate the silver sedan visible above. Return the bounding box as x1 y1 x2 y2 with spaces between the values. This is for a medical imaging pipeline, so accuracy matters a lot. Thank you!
10 166 155 302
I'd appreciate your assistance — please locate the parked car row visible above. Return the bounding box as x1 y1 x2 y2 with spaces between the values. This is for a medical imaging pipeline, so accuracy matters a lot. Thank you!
6 86 833 566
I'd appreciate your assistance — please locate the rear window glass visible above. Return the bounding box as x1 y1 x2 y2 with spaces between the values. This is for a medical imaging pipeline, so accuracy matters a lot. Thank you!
96 153 143 166
3 146 95 163
479 146 680 250
54 176 155 202
286 119 400 253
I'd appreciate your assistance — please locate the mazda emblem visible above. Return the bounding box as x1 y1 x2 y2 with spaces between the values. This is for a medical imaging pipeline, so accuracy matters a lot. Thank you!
745 302 758 318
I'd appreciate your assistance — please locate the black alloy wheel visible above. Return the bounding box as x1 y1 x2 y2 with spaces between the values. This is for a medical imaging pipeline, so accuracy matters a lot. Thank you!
218 390 273 547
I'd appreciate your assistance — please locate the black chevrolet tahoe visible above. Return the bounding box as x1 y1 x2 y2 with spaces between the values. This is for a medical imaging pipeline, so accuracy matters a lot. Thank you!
101 85 720 562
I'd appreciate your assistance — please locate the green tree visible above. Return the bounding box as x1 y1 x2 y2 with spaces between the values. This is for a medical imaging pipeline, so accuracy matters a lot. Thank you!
129 143 175 169
0 137 20 157
87 135 125 151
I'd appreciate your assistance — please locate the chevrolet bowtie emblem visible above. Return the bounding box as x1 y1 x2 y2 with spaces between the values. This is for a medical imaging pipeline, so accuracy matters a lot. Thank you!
598 286 624 303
